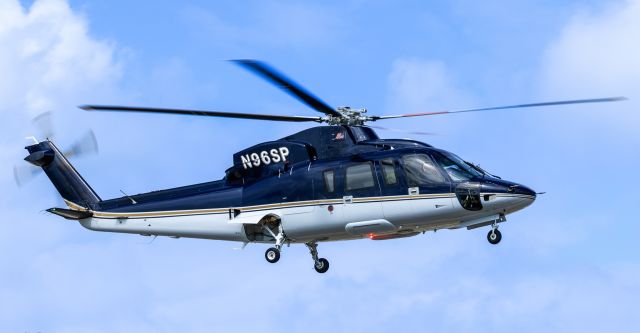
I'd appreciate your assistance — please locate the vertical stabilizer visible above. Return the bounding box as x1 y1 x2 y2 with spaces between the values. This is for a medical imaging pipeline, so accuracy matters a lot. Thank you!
24 140 101 209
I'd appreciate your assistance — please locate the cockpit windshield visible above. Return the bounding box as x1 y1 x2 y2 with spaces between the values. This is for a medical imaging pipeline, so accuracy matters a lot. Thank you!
432 151 483 182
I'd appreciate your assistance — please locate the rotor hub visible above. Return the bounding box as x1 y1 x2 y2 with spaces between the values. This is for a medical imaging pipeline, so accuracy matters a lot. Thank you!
326 106 371 126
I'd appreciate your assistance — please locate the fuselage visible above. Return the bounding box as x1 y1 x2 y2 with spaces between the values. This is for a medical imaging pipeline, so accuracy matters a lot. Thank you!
76 141 536 244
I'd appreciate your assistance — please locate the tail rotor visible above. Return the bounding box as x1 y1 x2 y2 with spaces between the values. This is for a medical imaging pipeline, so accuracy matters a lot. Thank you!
14 112 99 188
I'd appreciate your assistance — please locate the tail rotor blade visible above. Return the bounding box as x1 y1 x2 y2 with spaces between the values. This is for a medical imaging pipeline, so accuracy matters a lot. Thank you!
14 165 42 187
64 130 99 159
32 112 55 139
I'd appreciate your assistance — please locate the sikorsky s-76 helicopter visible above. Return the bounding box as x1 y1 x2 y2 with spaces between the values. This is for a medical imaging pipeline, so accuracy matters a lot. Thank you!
21 60 625 273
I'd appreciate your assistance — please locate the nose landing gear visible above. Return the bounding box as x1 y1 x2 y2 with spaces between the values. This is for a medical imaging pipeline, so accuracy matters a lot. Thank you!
487 222 502 244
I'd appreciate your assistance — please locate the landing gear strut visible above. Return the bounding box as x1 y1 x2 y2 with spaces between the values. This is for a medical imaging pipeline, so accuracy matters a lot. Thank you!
263 223 286 264
487 222 502 245
306 242 329 273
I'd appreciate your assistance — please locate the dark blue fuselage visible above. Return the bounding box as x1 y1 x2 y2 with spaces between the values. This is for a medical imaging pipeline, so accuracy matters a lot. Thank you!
95 138 534 215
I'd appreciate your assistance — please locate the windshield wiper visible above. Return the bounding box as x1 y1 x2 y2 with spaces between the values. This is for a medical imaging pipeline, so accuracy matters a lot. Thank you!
465 161 501 179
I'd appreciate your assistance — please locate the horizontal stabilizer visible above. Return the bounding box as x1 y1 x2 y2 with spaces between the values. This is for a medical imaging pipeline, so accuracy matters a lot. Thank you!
24 149 54 167
47 207 93 220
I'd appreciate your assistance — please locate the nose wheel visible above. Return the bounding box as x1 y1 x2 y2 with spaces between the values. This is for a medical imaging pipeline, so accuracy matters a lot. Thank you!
487 228 502 244
306 242 329 273
314 258 330 273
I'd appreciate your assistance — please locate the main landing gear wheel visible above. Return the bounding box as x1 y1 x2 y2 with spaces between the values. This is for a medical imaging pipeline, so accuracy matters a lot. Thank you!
487 229 502 245
265 247 280 263
314 258 330 273
306 241 330 274
263 222 286 264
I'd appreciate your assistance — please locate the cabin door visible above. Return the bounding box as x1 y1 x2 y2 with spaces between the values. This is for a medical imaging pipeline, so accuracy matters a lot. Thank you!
341 161 384 223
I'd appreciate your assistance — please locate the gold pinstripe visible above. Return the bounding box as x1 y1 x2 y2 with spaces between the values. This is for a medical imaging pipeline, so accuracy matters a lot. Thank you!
65 193 534 219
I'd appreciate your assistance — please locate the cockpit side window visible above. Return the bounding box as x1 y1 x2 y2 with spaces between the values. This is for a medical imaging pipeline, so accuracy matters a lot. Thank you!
432 152 481 182
401 154 445 186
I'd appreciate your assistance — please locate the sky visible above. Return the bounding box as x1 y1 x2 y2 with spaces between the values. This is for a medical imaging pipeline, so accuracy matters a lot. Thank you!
0 0 639 332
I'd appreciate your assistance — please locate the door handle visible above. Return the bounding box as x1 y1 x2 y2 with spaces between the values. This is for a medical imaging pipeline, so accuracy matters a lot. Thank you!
343 196 353 204
408 187 419 195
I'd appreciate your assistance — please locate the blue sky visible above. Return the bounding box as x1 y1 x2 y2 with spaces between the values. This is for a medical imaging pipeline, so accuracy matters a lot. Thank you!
1 0 639 332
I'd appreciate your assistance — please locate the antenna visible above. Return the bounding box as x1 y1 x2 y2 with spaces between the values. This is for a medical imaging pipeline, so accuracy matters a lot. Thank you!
120 190 138 204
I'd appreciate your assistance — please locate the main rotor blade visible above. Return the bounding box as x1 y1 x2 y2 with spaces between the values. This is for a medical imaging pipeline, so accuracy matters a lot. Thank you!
232 59 342 118
371 97 627 121
80 105 324 123
366 125 438 136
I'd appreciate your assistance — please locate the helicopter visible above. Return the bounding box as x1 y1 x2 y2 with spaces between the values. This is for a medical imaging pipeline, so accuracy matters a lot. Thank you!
21 59 625 273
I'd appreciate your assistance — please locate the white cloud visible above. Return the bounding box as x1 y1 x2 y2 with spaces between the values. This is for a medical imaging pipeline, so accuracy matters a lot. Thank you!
0 0 121 117
0 0 122 190
386 58 471 113
541 0 640 96
539 0 640 136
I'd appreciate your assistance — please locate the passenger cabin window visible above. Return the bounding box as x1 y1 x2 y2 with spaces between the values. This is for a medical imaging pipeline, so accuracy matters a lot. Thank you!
323 170 335 193
346 162 375 191
401 154 445 186
380 158 397 185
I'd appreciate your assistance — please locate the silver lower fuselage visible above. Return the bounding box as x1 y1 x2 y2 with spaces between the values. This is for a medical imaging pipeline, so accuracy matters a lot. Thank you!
78 192 535 243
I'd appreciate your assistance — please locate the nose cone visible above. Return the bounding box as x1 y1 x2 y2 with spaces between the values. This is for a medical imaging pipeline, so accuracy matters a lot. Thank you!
508 183 537 212
514 184 537 198
481 179 536 213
